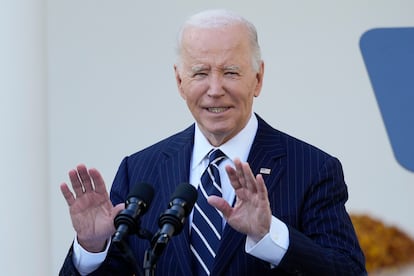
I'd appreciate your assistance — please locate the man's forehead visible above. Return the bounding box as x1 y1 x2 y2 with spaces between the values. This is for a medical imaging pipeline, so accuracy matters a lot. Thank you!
182 24 247 43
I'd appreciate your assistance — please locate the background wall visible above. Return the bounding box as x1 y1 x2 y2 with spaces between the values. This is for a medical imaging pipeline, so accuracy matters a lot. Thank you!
1 1 413 275
0 0 48 275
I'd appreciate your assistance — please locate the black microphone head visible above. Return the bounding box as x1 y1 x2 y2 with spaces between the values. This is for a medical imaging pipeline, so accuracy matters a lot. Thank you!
113 182 154 243
170 183 198 216
127 182 155 207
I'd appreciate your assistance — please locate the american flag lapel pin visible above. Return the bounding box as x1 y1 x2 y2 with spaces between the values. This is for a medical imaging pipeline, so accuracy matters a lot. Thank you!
259 168 271 175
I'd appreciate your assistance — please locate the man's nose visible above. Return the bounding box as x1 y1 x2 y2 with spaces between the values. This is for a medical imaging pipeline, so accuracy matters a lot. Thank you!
207 74 225 97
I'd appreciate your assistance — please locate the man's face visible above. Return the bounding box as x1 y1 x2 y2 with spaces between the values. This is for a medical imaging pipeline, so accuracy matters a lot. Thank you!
175 24 264 146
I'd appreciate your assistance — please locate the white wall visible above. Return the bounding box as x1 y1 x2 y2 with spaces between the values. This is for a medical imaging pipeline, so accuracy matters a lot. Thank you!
2 1 413 275
0 0 49 275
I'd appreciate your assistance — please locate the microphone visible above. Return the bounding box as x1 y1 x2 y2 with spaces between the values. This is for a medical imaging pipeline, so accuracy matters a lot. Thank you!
113 182 155 243
151 183 197 257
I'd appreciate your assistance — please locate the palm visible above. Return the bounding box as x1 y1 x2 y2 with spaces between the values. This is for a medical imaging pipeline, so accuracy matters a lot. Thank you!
60 164 124 252
209 159 271 242
229 183 269 237
69 188 114 245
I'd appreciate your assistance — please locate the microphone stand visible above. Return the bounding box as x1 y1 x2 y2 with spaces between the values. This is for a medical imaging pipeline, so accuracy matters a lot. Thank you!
113 240 143 276
143 232 171 276
143 249 156 276
143 183 196 275
113 224 154 276
114 212 175 276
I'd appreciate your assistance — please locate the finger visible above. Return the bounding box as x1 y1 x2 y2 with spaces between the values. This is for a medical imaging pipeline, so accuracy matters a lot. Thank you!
233 158 248 189
225 165 241 189
240 161 258 193
88 168 108 195
113 203 126 217
111 203 126 231
68 168 84 197
208 195 233 219
255 174 268 200
77 164 94 192
60 183 76 206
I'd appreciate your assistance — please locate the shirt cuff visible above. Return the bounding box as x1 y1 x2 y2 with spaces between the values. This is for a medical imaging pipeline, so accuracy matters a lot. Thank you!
72 236 110 275
245 216 289 266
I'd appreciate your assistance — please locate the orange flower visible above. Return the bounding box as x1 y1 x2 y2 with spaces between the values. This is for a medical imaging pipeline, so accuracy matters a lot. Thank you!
351 214 414 272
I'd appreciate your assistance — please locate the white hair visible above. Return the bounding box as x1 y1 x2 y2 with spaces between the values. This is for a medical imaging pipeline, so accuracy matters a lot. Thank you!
176 9 262 72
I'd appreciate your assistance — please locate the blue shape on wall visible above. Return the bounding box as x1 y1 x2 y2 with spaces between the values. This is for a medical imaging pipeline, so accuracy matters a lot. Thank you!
360 27 414 172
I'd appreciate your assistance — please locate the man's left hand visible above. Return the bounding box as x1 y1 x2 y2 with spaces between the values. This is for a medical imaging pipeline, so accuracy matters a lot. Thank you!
208 158 272 242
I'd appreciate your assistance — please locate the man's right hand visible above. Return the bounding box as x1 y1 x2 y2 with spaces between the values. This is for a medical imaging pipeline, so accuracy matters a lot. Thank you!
60 164 125 252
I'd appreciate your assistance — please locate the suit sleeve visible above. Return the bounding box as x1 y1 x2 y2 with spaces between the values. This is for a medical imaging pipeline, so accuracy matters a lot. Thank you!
277 157 367 275
59 244 81 276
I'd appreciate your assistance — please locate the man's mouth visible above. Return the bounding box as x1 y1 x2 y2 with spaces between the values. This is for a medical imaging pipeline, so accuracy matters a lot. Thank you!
207 107 228 113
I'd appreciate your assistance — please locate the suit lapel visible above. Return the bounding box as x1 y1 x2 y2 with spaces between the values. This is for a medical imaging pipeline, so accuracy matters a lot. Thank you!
247 116 287 193
212 115 287 275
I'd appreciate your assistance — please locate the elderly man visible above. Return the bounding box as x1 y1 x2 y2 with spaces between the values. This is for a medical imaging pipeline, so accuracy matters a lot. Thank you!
60 9 366 276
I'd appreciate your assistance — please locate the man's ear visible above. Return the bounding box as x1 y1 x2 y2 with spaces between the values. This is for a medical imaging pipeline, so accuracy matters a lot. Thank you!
174 64 186 99
254 61 265 97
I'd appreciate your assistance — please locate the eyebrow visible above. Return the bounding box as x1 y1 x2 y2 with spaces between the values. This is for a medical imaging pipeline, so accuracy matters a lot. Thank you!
189 64 241 74
223 65 240 71
191 65 209 73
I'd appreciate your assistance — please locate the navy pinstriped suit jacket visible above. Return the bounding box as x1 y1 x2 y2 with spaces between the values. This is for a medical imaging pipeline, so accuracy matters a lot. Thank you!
60 114 366 275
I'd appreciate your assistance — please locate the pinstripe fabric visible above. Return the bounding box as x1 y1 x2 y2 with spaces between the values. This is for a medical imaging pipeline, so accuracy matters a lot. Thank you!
60 114 366 276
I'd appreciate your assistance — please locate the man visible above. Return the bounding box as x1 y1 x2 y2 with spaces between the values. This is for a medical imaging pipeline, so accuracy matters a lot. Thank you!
60 9 366 275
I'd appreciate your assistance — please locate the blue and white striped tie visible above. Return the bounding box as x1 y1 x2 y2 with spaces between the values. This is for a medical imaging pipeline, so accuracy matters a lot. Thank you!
191 149 226 275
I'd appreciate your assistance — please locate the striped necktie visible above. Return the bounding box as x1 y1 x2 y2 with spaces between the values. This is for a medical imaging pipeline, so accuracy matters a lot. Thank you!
191 149 226 275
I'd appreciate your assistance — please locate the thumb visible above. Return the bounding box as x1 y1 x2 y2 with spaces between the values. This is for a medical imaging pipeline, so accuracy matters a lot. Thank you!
112 203 126 218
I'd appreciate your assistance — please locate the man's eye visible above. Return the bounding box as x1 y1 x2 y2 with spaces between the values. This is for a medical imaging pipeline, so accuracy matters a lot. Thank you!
225 72 239 76
193 72 208 78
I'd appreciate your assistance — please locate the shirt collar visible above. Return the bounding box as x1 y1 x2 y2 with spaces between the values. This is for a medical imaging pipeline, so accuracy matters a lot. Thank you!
191 113 258 169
